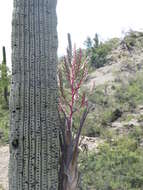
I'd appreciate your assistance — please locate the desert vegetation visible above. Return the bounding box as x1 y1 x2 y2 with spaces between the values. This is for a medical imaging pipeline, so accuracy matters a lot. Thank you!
1 30 143 189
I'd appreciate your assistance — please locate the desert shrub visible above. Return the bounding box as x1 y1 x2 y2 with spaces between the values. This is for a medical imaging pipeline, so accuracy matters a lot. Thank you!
88 87 107 105
137 114 143 122
100 109 113 126
91 43 111 68
82 114 102 137
128 126 143 143
84 34 120 69
124 114 135 122
79 135 143 190
115 73 143 111
0 108 9 145
124 34 136 48
123 30 143 49
84 85 123 136
90 43 111 68
90 37 120 68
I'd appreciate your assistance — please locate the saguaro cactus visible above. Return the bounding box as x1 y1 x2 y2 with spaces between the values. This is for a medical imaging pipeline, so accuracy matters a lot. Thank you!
9 0 59 190
2 46 9 106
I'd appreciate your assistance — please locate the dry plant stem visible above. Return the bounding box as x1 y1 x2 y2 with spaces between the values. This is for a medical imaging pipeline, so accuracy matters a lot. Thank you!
59 108 89 190
58 34 89 189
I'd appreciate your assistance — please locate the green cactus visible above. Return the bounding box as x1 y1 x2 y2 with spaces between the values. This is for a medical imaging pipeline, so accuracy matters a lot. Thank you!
1 46 9 106
9 0 59 190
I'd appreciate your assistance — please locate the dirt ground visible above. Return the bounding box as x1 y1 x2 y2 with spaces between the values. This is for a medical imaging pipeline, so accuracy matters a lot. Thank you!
0 145 9 190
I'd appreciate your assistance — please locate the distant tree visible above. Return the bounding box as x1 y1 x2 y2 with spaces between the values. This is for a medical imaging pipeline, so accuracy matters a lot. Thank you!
93 33 99 49
84 37 93 49
85 34 118 68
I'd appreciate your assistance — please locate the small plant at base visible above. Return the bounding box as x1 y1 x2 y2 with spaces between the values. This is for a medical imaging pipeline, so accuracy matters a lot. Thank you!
58 34 90 190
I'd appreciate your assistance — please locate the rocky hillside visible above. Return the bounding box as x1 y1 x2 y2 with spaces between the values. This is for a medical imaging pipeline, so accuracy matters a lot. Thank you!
82 30 143 139
79 31 143 190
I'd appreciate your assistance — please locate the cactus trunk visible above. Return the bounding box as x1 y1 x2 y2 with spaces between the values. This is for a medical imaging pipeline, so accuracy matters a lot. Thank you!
9 0 59 190
2 46 9 106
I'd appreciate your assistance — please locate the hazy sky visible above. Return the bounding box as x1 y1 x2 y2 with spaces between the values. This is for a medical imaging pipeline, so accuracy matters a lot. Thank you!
0 0 143 67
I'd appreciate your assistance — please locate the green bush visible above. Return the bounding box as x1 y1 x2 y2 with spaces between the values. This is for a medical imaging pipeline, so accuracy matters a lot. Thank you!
89 37 120 68
83 114 102 137
123 30 143 50
0 108 9 145
115 73 143 111
100 109 113 125
91 43 110 68
83 85 123 136
128 126 143 143
79 135 143 190
88 86 107 105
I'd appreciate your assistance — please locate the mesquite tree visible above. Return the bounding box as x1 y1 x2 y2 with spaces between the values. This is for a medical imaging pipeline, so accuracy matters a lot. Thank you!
58 34 90 190
9 0 59 190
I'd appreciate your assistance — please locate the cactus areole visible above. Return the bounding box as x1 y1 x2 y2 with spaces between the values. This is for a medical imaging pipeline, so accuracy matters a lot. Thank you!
9 0 59 190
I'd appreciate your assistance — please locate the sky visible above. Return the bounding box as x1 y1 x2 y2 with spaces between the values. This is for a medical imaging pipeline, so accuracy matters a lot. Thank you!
0 0 143 67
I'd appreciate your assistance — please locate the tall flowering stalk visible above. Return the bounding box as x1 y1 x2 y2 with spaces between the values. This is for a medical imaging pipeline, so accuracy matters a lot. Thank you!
58 34 90 190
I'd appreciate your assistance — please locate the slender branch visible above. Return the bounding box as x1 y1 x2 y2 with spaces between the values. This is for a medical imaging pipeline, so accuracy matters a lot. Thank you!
74 107 90 150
